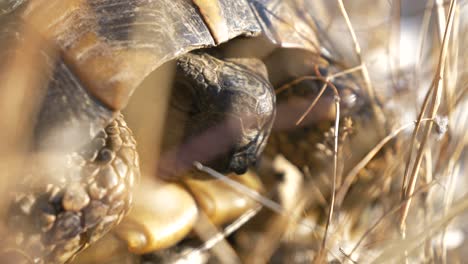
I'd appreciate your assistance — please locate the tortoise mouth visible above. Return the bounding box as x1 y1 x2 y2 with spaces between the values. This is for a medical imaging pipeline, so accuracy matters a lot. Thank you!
203 146 256 175
228 153 256 174
226 134 261 175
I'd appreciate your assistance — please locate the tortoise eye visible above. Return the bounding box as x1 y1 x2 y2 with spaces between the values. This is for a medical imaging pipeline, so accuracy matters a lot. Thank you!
333 81 361 112
341 89 357 108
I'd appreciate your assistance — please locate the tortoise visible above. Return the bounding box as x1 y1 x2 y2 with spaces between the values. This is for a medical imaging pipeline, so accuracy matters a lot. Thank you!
0 0 369 263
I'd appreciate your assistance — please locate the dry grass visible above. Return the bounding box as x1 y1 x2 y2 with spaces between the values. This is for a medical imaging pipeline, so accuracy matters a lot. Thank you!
194 1 468 263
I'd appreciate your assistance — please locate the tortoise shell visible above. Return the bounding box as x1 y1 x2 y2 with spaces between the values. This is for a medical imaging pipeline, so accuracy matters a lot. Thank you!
2 0 321 151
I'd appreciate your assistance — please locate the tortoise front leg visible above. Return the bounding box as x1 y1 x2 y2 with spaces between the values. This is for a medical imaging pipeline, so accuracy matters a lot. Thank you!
2 115 139 264
70 171 263 264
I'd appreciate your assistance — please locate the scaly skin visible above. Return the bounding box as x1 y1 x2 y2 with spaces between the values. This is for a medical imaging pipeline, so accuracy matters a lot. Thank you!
3 115 139 264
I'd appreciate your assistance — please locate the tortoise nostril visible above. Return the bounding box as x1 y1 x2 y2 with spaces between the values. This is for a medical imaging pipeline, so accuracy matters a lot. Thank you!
229 152 257 175
250 157 258 167
229 158 244 174
230 163 248 175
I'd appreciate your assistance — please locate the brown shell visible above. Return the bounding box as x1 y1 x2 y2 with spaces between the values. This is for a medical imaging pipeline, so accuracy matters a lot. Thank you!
1 0 320 149
25 0 320 108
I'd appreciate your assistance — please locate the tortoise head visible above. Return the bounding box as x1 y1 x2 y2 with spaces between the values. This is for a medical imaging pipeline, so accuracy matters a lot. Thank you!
163 52 275 177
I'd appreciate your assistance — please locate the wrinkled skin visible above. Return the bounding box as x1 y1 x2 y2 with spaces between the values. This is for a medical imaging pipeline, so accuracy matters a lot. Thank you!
159 52 275 178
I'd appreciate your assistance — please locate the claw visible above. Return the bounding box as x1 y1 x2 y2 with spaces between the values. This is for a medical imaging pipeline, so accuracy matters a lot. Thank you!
72 171 263 263
69 233 134 264
184 170 264 225
115 179 198 254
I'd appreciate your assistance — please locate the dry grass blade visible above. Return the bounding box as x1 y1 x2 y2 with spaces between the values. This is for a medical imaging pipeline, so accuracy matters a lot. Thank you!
181 206 261 261
295 83 328 126
336 0 385 128
399 0 457 234
336 118 434 207
373 193 468 263
191 211 241 264
345 180 438 262
411 0 434 101
275 76 323 95
294 67 345 126
316 95 340 262
400 82 433 197
275 64 362 127
194 162 284 215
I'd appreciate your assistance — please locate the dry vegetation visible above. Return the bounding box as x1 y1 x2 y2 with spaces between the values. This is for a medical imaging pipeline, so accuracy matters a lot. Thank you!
121 1 468 263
